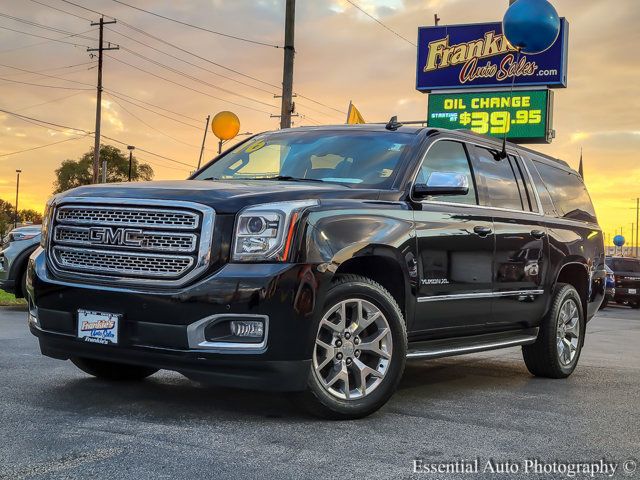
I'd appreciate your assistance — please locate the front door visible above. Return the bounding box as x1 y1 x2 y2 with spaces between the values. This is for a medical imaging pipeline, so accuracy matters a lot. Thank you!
412 139 494 335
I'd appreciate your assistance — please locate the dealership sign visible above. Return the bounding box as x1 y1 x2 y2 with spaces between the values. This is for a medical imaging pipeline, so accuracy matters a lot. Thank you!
416 19 568 92
427 89 554 143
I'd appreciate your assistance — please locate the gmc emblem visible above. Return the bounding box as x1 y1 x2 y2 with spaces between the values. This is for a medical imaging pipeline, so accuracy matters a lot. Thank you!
89 227 144 247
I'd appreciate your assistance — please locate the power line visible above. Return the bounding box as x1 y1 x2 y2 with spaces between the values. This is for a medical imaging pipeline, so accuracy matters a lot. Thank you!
102 134 194 167
119 46 277 108
109 0 280 49
344 0 416 47
0 76 93 90
0 60 95 76
0 12 98 41
0 24 91 48
0 63 95 86
106 54 275 115
50 0 347 117
16 91 86 112
0 134 90 158
0 105 195 168
104 90 201 129
28 0 92 22
106 25 276 95
0 107 92 133
105 93 209 151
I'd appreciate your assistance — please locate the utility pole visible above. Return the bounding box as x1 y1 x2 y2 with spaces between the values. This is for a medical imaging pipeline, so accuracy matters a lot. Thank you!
434 13 440 26
197 115 210 170
14 169 21 229
279 0 295 129
127 145 135 181
88 17 118 184
636 197 640 258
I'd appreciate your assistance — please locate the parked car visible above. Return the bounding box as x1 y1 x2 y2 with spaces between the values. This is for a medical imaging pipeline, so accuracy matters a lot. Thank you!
600 264 616 309
605 256 640 309
27 124 605 419
0 225 41 298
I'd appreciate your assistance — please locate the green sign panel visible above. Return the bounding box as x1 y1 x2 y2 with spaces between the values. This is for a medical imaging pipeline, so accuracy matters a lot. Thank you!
427 89 553 143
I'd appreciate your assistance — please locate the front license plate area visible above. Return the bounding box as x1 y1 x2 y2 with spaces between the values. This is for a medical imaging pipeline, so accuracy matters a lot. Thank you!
77 310 120 345
629 289 637 295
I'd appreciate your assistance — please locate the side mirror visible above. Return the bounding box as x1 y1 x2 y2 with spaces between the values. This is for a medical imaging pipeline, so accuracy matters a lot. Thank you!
413 172 469 198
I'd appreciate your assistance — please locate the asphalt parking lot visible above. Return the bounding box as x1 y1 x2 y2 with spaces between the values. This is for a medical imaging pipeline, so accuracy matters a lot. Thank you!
0 305 638 479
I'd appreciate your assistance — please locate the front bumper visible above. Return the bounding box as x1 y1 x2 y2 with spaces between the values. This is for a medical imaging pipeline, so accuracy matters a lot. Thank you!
28 249 327 391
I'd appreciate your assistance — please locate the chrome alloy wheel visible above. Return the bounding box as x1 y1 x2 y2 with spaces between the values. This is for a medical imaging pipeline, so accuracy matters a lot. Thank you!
556 298 580 366
312 298 393 400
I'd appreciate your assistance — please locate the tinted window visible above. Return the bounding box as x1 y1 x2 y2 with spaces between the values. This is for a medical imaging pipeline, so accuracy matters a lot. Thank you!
526 158 556 215
194 130 415 188
474 148 525 210
511 155 537 212
416 140 477 205
534 161 597 223
606 258 640 273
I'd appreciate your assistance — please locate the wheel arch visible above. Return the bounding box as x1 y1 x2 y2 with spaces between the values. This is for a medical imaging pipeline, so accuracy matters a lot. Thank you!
553 261 590 318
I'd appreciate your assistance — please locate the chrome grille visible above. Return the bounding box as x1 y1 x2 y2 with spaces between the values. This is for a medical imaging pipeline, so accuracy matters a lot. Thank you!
52 246 194 278
53 226 197 253
56 205 199 229
47 199 214 286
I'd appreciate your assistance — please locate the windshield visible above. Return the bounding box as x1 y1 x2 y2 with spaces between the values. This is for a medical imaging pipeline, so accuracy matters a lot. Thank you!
193 130 416 188
606 258 640 272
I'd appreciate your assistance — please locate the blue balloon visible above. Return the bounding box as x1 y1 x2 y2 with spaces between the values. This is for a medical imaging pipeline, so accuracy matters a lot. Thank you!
613 235 625 247
503 0 560 54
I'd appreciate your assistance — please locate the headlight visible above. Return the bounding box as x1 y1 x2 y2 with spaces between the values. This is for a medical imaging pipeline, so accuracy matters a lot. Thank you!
9 232 38 242
232 200 318 262
40 197 55 249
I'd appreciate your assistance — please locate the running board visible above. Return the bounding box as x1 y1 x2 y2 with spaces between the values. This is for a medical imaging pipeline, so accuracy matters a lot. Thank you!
406 328 539 360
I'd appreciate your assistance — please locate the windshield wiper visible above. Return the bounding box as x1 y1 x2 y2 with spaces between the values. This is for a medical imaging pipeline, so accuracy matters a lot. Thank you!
262 175 325 183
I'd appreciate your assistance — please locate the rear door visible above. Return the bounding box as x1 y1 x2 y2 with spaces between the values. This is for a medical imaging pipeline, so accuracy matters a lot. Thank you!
469 145 548 329
412 138 494 335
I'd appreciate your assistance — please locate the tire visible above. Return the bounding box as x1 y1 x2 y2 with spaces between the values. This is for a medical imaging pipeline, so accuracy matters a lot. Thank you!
71 357 158 381
522 283 585 378
298 274 407 419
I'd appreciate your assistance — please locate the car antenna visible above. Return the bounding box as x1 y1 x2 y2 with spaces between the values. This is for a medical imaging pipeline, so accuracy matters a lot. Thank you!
385 116 403 131
497 48 522 160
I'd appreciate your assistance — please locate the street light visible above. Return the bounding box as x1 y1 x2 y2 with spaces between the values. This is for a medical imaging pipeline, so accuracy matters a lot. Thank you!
14 169 21 229
127 145 135 181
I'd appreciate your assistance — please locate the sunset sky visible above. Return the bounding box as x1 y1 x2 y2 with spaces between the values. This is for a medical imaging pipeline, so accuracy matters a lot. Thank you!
0 0 639 243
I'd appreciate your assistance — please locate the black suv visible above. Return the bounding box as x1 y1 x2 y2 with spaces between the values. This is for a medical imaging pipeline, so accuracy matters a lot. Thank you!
27 125 605 419
605 256 640 308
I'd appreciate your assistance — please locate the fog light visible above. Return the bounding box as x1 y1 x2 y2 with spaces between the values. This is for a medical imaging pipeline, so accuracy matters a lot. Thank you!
230 320 264 338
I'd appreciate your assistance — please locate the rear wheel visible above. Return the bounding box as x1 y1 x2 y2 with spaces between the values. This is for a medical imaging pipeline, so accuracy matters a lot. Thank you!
631 301 640 309
522 283 584 378
71 358 158 381
299 275 407 419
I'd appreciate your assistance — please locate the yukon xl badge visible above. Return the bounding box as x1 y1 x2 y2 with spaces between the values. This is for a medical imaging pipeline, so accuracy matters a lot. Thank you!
89 227 144 247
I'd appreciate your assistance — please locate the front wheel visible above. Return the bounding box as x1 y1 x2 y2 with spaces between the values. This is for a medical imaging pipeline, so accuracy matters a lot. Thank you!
299 275 407 419
522 283 585 378
71 357 158 381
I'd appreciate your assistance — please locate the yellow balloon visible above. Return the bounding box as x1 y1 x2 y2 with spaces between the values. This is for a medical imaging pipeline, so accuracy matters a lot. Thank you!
211 111 240 140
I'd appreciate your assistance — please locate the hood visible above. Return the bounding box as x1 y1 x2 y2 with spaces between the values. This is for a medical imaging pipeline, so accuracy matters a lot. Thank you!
57 179 385 214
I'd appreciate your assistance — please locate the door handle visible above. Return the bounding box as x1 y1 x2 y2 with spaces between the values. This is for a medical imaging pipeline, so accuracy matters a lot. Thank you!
531 229 546 239
473 225 492 237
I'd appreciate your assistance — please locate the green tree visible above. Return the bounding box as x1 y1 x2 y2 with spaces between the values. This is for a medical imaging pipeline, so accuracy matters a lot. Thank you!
53 144 154 193
0 200 43 236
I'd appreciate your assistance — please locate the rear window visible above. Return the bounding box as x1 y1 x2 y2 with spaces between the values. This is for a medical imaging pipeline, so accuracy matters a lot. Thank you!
534 161 597 223
606 258 640 273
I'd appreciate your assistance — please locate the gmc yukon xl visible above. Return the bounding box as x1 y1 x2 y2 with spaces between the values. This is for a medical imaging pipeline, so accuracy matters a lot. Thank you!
27 124 606 419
